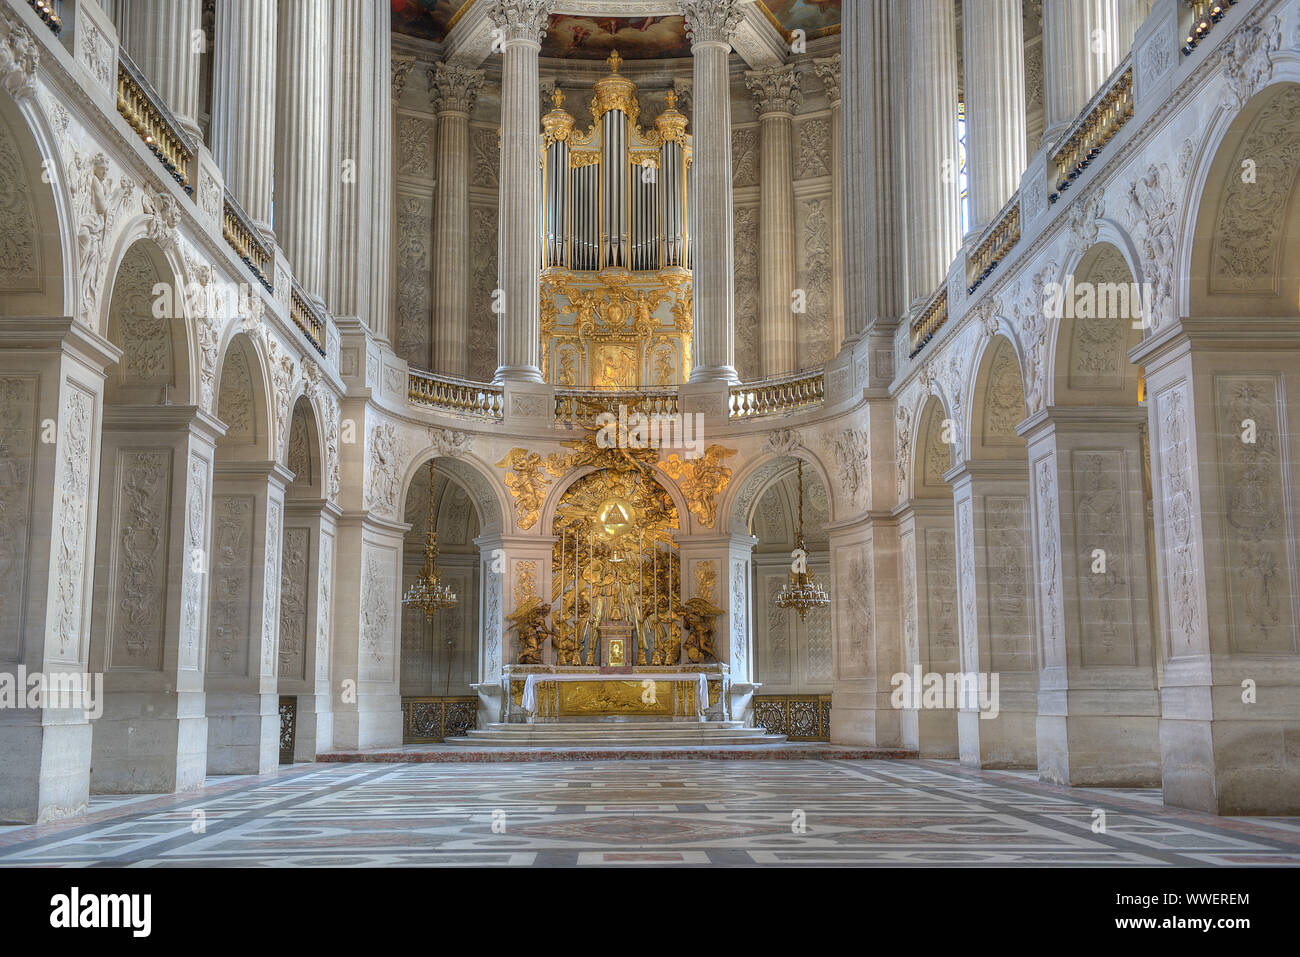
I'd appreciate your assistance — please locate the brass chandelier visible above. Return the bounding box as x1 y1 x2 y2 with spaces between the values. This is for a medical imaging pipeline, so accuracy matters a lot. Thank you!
402 460 458 619
775 459 830 620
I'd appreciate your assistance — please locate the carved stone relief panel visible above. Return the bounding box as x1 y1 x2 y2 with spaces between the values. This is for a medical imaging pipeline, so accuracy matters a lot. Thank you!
469 204 499 382
1155 383 1202 658
53 383 94 660
108 448 171 670
730 560 748 677
734 204 760 379
1071 450 1135 666
923 526 959 671
208 495 254 676
804 582 832 684
0 375 36 660
316 532 333 682
732 126 758 188
1067 244 1131 393
795 116 831 180
217 346 255 445
279 526 310 681
985 495 1032 673
1035 457 1065 657
261 500 282 677
0 111 42 292
470 125 500 189
180 454 208 668
396 193 433 369
360 545 395 681
796 194 833 367
1214 375 1296 653
837 543 872 679
983 341 1028 447
758 571 791 684
396 113 434 181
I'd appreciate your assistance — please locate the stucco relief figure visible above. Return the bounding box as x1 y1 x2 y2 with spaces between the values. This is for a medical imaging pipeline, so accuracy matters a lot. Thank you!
507 596 556 665
648 607 680 666
679 596 724 663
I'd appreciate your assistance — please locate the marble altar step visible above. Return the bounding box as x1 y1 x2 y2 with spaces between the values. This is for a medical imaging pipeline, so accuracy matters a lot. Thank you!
454 721 787 747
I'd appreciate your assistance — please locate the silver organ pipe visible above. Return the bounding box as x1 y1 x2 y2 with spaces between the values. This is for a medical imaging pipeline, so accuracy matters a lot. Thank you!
539 54 691 279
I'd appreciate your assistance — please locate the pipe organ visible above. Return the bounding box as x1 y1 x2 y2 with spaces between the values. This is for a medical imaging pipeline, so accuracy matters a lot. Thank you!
540 52 695 390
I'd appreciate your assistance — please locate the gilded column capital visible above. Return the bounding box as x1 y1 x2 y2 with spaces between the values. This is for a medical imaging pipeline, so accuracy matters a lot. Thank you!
428 63 485 115
487 0 556 45
678 0 743 47
745 65 802 117
814 53 841 107
392 55 415 100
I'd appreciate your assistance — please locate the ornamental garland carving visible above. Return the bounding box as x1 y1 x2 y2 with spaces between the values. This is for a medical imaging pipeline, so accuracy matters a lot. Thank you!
209 495 252 673
657 445 737 529
895 405 912 503
279 526 309 679
114 449 169 664
0 376 35 659
428 426 473 459
1221 12 1280 109
361 550 392 666
1035 458 1063 648
316 534 333 681
181 456 207 660
1074 452 1126 659
54 385 93 656
1158 385 1200 653
814 54 840 106
843 548 872 676
730 559 747 675
901 534 918 657
833 428 870 510
925 527 958 664
261 500 282 676
0 113 39 291
956 499 978 670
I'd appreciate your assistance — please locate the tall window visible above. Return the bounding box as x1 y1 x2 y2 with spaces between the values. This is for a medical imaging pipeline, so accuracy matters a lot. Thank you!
957 100 969 235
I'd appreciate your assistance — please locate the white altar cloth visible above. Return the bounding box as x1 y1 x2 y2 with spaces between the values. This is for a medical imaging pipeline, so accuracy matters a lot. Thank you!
520 672 711 715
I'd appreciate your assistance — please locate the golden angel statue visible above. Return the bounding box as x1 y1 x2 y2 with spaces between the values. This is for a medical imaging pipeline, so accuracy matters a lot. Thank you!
506 596 557 665
678 597 725 664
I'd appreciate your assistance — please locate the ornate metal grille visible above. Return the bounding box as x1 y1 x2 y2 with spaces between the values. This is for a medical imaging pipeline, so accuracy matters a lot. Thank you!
752 694 832 741
278 696 297 763
402 696 479 743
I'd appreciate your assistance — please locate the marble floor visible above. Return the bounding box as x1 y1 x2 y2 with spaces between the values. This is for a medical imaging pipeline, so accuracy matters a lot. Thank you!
2 759 1299 867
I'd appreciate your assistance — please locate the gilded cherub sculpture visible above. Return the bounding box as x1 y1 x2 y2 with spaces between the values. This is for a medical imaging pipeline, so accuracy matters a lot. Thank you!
679 596 725 664
507 596 557 665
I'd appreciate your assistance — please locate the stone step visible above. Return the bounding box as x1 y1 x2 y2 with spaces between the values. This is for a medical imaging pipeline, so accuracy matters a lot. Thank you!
454 722 787 747
448 735 789 747
482 720 749 732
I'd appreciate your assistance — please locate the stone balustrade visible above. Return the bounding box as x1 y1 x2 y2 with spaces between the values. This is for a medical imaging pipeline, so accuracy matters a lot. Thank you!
729 370 826 419
408 369 505 418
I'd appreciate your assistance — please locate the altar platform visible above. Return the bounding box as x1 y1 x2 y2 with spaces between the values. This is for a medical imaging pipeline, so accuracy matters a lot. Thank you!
316 739 917 764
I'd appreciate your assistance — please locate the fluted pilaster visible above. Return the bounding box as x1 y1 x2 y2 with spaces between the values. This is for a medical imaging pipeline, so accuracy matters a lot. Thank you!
490 0 554 384
123 0 203 144
815 54 844 352
1041 0 1120 146
681 0 743 384
1117 0 1152 54
211 0 277 234
274 0 329 298
746 65 801 377
842 1 906 338
903 0 961 308
431 64 484 379
963 0 1027 236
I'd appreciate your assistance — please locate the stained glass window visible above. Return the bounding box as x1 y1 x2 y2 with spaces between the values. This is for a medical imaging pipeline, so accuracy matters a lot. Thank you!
957 100 969 235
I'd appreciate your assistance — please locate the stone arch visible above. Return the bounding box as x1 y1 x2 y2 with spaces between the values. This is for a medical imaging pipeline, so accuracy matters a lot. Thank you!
284 395 323 500
0 92 73 318
914 395 955 499
213 332 273 461
101 238 192 406
1050 241 1145 407
967 333 1029 462
1186 79 1300 319
398 450 505 538
723 448 835 536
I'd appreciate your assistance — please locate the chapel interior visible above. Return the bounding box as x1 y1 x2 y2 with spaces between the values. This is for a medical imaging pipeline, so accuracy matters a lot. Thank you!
1 0 1299 866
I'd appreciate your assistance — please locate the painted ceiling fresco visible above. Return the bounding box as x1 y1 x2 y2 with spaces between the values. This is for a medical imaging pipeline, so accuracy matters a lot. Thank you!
760 0 841 38
541 15 692 59
390 1 841 49
391 0 462 43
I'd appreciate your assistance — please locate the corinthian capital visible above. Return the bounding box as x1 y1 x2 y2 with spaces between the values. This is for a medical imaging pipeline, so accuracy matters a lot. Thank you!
678 0 743 46
745 65 802 116
429 63 485 115
814 54 841 106
487 0 557 45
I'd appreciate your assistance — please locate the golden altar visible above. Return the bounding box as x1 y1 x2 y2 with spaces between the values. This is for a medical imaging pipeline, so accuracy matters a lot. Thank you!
502 664 728 722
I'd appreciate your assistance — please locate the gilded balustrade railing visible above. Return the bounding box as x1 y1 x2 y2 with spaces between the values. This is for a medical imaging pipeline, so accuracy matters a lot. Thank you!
554 388 680 428
966 196 1020 295
408 370 504 418
116 49 194 194
27 0 63 33
728 370 825 419
222 188 274 292
1048 64 1134 204
289 278 326 357
1183 0 1237 55
908 286 949 359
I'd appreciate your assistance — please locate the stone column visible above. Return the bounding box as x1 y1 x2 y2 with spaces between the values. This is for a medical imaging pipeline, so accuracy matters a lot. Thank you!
948 462 1039 767
1018 408 1160 786
490 0 555 385
328 0 390 339
1117 0 1151 56
0 321 118 823
962 0 1027 238
1041 0 1120 147
205 463 291 774
841 0 906 341
814 55 844 353
903 0 961 309
123 0 204 144
211 0 277 235
431 64 485 379
745 66 801 377
88 407 222 793
273 0 330 300
681 0 743 384
279 500 340 760
897 502 961 757
1132 319 1300 814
